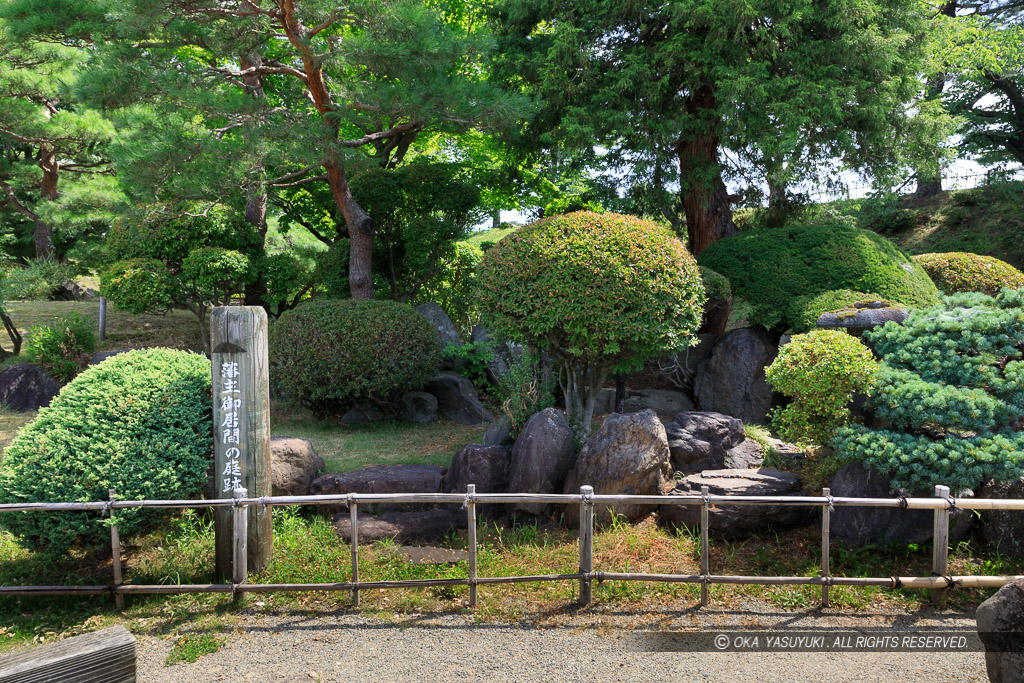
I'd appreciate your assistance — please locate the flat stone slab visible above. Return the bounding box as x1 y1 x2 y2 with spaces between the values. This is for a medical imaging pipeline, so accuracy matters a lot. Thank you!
311 464 446 514
659 468 813 539
398 546 469 565
332 509 465 545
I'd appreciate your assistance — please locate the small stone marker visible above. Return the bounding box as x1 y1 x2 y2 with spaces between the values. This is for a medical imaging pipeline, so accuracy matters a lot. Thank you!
0 625 136 683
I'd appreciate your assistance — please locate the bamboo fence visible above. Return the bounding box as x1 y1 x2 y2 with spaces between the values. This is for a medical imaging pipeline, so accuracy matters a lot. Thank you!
1 485 1023 608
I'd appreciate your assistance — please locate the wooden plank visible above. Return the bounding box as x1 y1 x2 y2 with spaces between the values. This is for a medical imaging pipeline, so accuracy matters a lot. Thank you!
467 484 478 607
0 625 135 683
109 489 123 609
350 502 359 606
821 486 831 608
212 306 271 580
932 484 950 608
578 485 594 606
700 485 709 607
233 487 248 600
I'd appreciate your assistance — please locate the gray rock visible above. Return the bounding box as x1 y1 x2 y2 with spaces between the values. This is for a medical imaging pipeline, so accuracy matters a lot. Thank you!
817 304 909 337
976 578 1024 683
423 372 493 425
399 391 437 425
270 437 324 497
508 408 575 516
470 324 522 386
695 326 778 424
647 334 718 393
89 350 127 365
0 364 60 411
415 302 461 351
623 389 695 418
332 508 464 544
829 462 973 548
724 439 764 469
664 411 747 474
980 474 1024 561
311 464 446 514
659 469 812 539
445 444 511 495
564 410 671 527
482 417 512 446
593 388 617 416
339 402 381 425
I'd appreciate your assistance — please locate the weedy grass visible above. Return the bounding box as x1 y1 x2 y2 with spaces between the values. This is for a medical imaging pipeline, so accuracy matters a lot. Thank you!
165 632 225 665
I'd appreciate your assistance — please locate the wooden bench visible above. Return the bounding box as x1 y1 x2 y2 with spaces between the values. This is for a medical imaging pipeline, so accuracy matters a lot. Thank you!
0 625 136 683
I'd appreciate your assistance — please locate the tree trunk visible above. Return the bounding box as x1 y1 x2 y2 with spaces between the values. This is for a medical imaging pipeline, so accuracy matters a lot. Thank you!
676 85 737 256
34 143 58 259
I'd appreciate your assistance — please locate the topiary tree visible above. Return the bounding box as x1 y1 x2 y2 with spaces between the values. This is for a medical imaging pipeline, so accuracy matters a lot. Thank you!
477 211 705 434
765 330 879 446
913 252 1024 296
789 289 907 334
697 223 940 330
0 349 212 552
270 299 441 416
833 289 1024 493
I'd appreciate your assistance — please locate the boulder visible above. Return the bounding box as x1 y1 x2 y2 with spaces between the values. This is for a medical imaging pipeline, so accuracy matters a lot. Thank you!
339 403 381 425
482 417 512 446
816 302 909 338
0 364 60 412
829 462 973 548
423 373 494 425
593 388 617 416
623 389 695 418
310 464 445 514
270 437 324 497
980 474 1024 561
664 411 746 474
564 410 671 526
659 469 812 539
724 439 764 469
507 408 575 516
332 508 464 544
414 302 461 351
445 444 511 495
976 578 1024 683
399 391 438 425
694 326 778 424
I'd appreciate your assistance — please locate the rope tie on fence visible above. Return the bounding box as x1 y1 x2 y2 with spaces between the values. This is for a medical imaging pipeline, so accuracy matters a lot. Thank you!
701 489 711 509
826 495 835 514
596 571 605 584
897 496 909 509
581 488 594 507
102 500 113 515
930 572 956 589
824 576 835 587
891 576 903 589
258 497 269 513
344 493 353 509
462 491 476 510
948 496 959 512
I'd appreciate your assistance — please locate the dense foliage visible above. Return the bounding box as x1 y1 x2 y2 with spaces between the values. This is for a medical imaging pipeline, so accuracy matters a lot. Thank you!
699 266 731 301
270 299 441 416
100 258 176 315
0 259 77 301
789 289 906 334
766 330 878 445
913 252 1024 296
494 348 556 438
698 223 940 330
833 289 1024 492
0 349 212 552
478 211 704 431
24 311 96 383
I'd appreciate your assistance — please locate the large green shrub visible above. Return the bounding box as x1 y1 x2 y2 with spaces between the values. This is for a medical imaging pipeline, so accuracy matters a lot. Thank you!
477 211 704 433
912 252 1024 296
100 258 177 315
833 289 1024 493
24 312 97 383
697 223 940 330
766 330 879 446
0 258 77 301
0 349 212 552
270 299 441 415
789 289 906 334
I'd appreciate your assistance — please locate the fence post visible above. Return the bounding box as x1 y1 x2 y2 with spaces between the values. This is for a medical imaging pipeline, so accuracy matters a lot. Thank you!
212 306 271 581
932 484 951 608
108 488 123 609
98 296 107 343
579 485 594 606
821 487 831 609
232 487 248 601
350 498 359 607
467 484 478 608
700 485 710 607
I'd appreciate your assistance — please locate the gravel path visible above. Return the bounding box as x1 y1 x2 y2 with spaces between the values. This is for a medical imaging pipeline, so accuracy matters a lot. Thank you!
138 603 987 682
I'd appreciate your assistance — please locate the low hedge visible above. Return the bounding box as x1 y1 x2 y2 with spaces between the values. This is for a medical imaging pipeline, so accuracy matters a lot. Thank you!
912 252 1024 296
0 349 212 552
270 298 441 415
697 223 940 329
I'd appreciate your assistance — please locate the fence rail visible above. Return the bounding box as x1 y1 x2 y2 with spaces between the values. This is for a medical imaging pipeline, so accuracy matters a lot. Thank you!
2 486 1023 608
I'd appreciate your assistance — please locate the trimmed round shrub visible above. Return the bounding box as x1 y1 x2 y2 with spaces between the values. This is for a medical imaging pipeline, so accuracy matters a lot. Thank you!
697 223 940 329
789 289 906 334
477 211 704 431
180 246 252 304
833 288 1024 493
912 252 1024 296
0 349 212 552
766 330 879 446
270 299 441 415
100 258 177 314
24 312 97 383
